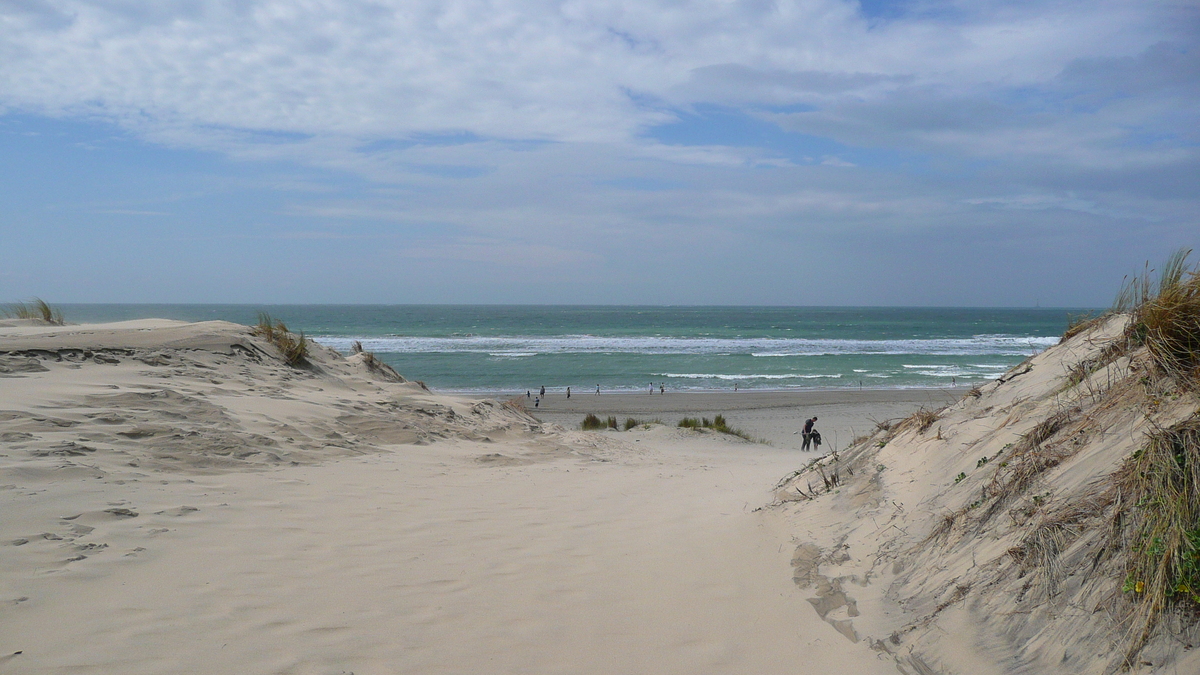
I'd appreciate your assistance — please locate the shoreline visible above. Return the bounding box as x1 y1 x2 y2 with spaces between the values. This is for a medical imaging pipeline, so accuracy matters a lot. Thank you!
443 385 973 396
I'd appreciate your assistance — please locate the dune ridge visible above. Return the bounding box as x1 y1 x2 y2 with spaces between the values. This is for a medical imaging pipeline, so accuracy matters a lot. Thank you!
0 318 899 674
777 314 1200 674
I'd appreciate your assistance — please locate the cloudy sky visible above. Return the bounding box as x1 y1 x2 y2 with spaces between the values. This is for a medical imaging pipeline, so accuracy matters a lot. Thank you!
1 0 1196 306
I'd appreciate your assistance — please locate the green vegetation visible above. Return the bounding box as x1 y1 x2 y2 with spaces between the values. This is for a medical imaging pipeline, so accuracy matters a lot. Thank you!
1117 417 1200 656
677 414 755 441
4 298 64 325
581 415 662 431
251 312 309 367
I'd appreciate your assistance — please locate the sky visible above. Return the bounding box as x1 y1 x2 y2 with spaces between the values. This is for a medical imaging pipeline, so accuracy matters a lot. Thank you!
0 0 1197 306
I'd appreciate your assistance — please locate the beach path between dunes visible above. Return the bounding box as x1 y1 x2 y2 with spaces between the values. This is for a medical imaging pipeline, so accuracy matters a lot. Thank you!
3 434 895 675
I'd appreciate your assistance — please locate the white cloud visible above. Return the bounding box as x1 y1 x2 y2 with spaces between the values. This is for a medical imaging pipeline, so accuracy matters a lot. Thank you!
0 0 1184 147
0 0 1195 304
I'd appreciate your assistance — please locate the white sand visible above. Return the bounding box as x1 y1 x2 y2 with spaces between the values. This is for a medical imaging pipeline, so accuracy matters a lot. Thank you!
0 320 900 674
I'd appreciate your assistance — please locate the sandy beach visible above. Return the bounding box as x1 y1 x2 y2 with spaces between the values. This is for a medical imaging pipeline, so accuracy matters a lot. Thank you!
8 316 1195 674
526 388 966 450
0 319 901 674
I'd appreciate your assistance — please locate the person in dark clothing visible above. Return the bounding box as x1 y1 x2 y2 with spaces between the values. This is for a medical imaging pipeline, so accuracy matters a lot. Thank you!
801 416 818 450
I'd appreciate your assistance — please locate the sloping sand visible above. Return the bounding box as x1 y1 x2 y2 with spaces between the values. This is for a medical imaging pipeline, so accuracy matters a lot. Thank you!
1 320 900 674
776 315 1200 674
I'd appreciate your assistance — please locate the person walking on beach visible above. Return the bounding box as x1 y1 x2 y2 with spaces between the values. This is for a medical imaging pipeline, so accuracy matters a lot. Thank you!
650 382 654 395
660 383 664 395
540 385 545 398
527 390 531 399
534 396 539 408
802 416 818 450
596 384 600 395
566 387 571 399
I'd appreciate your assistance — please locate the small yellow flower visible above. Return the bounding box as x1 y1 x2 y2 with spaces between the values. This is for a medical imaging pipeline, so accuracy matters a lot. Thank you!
1135 581 1145 593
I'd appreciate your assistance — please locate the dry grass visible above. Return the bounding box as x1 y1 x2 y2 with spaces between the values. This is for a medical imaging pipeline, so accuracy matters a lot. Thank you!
971 408 1079 526
1062 312 1107 341
4 298 64 325
1113 417 1200 661
897 408 941 435
1117 248 1200 388
1008 485 1118 594
1059 341 1128 393
251 312 309 367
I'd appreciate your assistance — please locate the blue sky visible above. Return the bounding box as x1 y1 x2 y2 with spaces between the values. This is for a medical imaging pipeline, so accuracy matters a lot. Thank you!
1 0 1196 306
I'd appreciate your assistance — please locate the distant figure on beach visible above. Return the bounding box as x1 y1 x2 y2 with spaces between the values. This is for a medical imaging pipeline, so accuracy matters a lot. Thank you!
734 383 738 392
526 390 531 399
802 416 818 451
596 384 600 395
660 383 664 395
952 377 956 387
650 382 654 395
540 385 545 397
534 397 539 408
566 387 571 399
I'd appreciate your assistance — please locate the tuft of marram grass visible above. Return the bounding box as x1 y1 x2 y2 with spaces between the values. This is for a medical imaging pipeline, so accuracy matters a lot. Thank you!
581 413 606 430
251 312 309 367
897 407 940 434
1114 417 1200 662
677 414 756 441
1117 248 1200 387
4 298 64 325
1061 311 1107 341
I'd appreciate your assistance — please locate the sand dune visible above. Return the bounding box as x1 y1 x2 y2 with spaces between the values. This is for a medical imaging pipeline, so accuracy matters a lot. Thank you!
10 316 1192 674
1 319 900 674
776 315 1200 674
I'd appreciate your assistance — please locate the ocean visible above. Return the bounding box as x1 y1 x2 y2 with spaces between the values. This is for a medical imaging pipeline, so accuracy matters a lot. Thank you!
57 305 1086 394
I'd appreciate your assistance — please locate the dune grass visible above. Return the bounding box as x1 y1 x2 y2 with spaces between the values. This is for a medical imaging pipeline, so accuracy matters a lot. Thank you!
1117 248 1200 387
896 407 940 435
4 298 64 325
678 414 756 441
251 312 309 367
1115 417 1200 660
579 414 619 430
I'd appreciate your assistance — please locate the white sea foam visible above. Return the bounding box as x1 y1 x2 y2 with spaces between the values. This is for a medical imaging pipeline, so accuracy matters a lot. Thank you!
315 334 1059 357
655 373 843 380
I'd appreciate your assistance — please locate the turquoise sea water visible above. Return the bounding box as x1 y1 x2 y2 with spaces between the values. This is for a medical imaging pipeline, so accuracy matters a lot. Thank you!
58 305 1086 393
